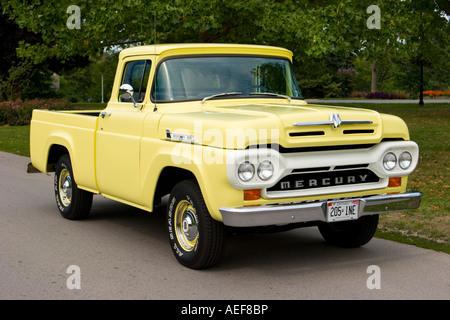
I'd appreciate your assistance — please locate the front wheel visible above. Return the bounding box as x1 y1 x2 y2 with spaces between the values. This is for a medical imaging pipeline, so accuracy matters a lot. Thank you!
318 215 379 248
54 154 93 220
167 180 226 269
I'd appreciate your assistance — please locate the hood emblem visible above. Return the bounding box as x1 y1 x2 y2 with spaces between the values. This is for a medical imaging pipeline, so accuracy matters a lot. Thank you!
330 113 342 128
293 113 373 128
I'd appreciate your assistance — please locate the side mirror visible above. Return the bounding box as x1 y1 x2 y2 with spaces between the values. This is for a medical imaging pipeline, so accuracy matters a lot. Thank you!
119 84 138 108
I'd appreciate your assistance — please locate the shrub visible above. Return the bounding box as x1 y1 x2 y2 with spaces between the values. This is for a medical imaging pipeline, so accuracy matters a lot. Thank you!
349 91 368 98
0 98 73 126
366 91 408 99
394 91 410 99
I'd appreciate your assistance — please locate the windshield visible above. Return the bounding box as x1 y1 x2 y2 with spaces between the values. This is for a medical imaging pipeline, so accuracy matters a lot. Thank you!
152 56 303 102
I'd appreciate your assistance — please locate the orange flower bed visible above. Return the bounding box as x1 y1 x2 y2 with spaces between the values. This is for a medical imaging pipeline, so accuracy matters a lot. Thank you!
421 90 450 97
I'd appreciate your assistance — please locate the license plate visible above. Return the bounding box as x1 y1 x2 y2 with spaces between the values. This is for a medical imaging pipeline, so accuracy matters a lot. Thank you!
326 200 359 222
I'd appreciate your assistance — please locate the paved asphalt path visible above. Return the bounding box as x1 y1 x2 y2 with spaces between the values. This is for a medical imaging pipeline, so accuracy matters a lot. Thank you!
1 151 449 300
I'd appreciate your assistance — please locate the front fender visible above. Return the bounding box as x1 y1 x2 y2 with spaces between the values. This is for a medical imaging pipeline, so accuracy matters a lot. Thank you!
140 140 242 221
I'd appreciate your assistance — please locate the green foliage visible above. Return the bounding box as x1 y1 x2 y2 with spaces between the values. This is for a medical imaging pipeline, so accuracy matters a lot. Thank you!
1 0 449 99
0 60 33 101
0 7 71 101
1 0 277 62
0 59 59 101
58 53 118 103
3 0 444 61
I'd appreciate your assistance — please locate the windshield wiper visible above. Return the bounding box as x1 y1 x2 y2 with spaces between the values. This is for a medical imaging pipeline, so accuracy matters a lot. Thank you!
201 92 243 104
249 92 291 102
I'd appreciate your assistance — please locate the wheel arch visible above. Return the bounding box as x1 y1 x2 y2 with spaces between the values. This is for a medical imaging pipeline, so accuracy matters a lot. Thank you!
42 136 97 193
153 166 197 207
47 144 71 172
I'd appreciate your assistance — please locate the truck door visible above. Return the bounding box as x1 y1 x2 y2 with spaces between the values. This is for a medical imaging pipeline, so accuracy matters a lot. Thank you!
96 59 151 206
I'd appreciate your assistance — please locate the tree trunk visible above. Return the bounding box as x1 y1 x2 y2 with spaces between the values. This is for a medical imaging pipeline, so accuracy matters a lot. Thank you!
371 61 378 93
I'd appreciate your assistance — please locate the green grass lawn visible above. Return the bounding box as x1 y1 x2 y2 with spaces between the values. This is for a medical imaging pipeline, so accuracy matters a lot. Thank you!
0 125 30 156
1 102 449 253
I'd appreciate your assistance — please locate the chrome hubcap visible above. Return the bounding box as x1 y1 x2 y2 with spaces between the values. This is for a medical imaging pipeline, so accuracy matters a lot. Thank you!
175 200 199 251
59 169 72 207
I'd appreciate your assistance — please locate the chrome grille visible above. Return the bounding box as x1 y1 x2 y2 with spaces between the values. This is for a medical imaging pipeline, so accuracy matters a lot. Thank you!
267 169 379 193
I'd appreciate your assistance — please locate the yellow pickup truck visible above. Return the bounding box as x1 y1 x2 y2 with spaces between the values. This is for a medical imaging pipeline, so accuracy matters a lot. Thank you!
29 43 422 269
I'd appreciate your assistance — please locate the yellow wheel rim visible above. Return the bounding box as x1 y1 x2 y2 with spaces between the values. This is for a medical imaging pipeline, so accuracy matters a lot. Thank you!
58 168 72 207
174 200 199 252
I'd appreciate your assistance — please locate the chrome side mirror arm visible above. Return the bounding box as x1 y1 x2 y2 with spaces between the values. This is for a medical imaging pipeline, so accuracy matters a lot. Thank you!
119 84 139 108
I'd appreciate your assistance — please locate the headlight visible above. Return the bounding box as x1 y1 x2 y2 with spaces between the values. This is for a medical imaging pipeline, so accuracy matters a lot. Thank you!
257 160 274 181
383 152 397 171
238 161 255 182
399 151 412 169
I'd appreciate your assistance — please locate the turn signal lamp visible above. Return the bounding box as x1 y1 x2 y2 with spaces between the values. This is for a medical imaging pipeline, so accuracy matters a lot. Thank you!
388 177 402 188
244 189 261 201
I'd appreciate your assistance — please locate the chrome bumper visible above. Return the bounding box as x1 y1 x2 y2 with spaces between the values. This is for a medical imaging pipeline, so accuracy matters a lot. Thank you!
219 191 422 227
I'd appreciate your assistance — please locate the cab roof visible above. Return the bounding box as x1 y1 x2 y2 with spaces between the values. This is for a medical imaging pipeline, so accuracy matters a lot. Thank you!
119 43 293 61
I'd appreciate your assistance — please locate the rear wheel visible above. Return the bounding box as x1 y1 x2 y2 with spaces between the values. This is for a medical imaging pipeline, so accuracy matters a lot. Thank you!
167 180 226 269
318 215 379 248
54 154 93 220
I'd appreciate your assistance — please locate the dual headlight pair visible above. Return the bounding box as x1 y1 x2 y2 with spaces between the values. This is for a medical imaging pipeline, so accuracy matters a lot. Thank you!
382 151 412 171
238 160 274 182
238 151 413 182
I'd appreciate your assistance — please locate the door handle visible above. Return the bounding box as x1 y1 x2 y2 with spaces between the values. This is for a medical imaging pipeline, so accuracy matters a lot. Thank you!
100 112 111 118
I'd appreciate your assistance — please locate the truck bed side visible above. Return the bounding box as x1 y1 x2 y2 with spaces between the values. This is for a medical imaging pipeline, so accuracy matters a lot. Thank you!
30 109 100 193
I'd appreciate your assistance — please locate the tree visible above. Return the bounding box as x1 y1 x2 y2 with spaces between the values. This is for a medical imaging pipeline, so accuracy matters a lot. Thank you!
0 4 90 100
1 0 274 63
59 53 118 103
404 0 450 104
2 0 448 100
1 1 388 62
1 0 367 100
0 7 41 100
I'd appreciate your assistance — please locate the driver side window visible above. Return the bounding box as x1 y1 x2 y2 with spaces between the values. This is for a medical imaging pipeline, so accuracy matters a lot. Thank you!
119 60 151 103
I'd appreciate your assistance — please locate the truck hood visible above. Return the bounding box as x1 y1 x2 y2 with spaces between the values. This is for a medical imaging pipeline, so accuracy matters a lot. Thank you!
158 101 408 149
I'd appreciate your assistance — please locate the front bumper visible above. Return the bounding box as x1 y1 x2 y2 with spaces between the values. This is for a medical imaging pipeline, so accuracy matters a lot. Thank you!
219 191 422 227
